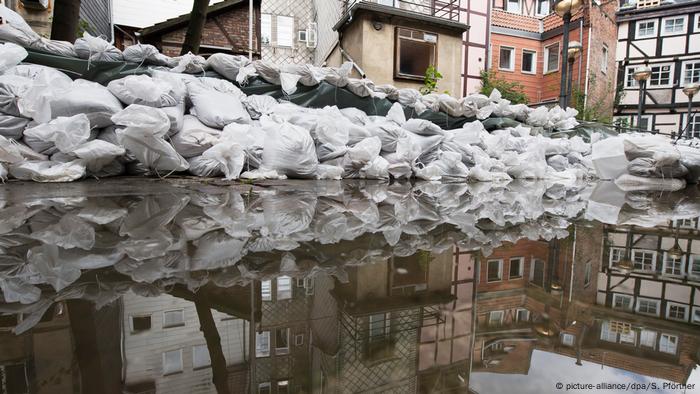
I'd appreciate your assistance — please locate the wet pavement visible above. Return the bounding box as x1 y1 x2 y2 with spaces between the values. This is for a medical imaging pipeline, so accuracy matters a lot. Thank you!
0 178 699 394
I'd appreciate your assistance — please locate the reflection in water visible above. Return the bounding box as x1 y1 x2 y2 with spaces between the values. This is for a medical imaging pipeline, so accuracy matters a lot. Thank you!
0 179 698 393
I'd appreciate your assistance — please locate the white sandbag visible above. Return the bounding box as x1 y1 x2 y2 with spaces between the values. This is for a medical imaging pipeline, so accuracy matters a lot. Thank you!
33 80 123 127
0 75 32 117
279 72 301 95
506 145 547 179
170 115 221 158
438 94 463 117
403 118 443 136
322 62 353 87
123 44 174 66
161 102 185 135
386 102 406 126
420 93 441 113
187 80 250 128
188 155 223 177
341 136 382 178
245 95 278 119
615 173 686 192
315 106 349 147
315 164 343 180
261 117 318 178
23 114 91 153
627 157 688 178
236 64 258 85
111 105 189 173
150 70 190 101
197 76 246 98
346 78 375 97
172 52 207 74
201 140 245 180
368 120 406 153
398 88 421 107
74 32 123 62
281 63 323 87
107 75 180 107
0 42 27 73
240 168 286 180
341 107 370 125
0 115 28 139
547 155 569 172
374 84 399 101
623 136 681 167
526 106 549 127
677 144 700 183
71 139 125 173
9 160 85 182
206 53 250 80
0 135 46 163
10 65 73 119
220 122 264 169
415 150 469 181
253 60 281 84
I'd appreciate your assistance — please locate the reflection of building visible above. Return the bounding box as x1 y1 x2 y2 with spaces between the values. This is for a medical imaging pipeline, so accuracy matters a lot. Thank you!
614 0 700 135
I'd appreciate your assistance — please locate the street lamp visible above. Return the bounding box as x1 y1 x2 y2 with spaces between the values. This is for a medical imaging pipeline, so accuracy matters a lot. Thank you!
566 41 583 108
554 0 584 108
680 82 699 140
633 65 652 131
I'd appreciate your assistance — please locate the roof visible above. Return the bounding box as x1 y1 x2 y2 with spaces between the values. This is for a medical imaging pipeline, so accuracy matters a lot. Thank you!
617 0 700 22
334 1 469 33
139 0 252 37
491 9 540 33
113 0 227 29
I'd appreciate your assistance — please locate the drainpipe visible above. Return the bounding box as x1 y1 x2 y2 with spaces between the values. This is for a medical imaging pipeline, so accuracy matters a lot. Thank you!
578 18 583 93
338 31 366 78
583 15 593 110
248 0 253 60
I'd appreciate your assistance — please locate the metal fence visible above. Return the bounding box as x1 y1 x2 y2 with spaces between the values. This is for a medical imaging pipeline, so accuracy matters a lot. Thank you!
344 0 461 22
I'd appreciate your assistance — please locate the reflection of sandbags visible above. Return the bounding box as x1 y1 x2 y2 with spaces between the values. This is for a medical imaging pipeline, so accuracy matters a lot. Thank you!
677 144 700 184
29 213 95 250
187 80 250 128
261 117 318 178
74 32 123 62
615 173 686 192
107 75 180 107
170 115 221 158
0 115 29 139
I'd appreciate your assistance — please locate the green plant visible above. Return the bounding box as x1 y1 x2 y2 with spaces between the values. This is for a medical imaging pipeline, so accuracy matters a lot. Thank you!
421 65 443 94
479 70 529 104
76 19 91 37
570 74 615 123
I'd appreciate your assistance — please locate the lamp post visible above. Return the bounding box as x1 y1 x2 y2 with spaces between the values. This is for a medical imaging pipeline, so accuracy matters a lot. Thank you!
633 65 652 131
681 82 700 140
554 0 584 108
566 41 583 108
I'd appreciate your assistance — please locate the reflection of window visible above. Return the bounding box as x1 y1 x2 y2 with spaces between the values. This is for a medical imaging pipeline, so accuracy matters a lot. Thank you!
659 333 678 354
487 259 502 282
662 16 686 35
691 255 700 277
163 309 185 328
499 46 515 71
193 344 211 369
295 333 304 346
536 0 550 16
692 307 700 325
509 257 524 279
256 331 270 357
163 349 183 375
522 50 536 74
584 262 592 287
506 0 520 13
663 253 684 276
259 382 271 394
0 363 28 394
516 308 529 322
636 20 657 38
278 380 289 394
632 249 656 271
640 330 657 348
131 315 151 332
561 333 575 347
609 247 625 267
276 328 290 355
262 280 272 301
667 303 688 321
544 43 559 73
395 28 437 80
488 311 504 327
613 294 633 311
277 276 292 300
636 298 660 316
619 329 636 345
369 313 391 341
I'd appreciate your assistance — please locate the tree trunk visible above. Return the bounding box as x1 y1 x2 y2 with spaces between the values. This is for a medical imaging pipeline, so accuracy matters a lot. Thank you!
180 0 210 55
193 291 231 394
51 0 82 42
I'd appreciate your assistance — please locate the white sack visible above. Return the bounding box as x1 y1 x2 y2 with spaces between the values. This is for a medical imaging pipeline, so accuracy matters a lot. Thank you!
170 115 221 158
107 75 180 107
187 80 250 128
261 117 318 178
74 32 123 62
9 160 85 182
23 114 91 153
33 80 123 127
0 42 27 73
206 53 250 80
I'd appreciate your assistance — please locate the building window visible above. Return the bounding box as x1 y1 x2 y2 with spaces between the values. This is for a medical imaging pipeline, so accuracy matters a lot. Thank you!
499 46 515 71
262 280 272 301
276 16 294 47
544 43 559 73
612 293 633 311
278 380 290 394
130 315 151 332
509 257 524 279
261 14 272 45
690 255 700 277
584 262 592 287
369 313 391 341
487 259 502 282
686 114 700 139
692 307 700 325
636 297 660 317
601 45 608 74
649 64 673 87
667 303 688 321
488 310 504 327
516 308 529 322
295 333 304 346
609 247 625 267
662 16 686 36
659 333 678 354
522 50 536 74
561 333 575 347
663 253 685 276
536 0 550 16
256 331 270 357
636 19 657 38
506 0 520 13
600 321 617 342
640 330 657 348
259 382 271 394
277 276 292 300
275 328 290 355
193 344 211 369
682 61 700 86
632 249 656 271
162 349 183 375
298 30 307 43
163 309 185 328
674 218 697 229
635 115 652 131
395 28 437 80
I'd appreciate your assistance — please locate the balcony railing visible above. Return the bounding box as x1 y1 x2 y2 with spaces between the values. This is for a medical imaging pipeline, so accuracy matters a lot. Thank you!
344 0 461 23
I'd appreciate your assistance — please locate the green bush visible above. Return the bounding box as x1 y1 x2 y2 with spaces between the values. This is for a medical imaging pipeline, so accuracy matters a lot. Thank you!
479 70 529 104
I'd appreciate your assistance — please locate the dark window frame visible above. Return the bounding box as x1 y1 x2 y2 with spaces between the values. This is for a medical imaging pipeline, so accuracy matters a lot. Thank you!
394 26 438 82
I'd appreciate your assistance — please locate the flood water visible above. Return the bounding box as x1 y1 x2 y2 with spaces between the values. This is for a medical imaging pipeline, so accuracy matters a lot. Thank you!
0 178 699 394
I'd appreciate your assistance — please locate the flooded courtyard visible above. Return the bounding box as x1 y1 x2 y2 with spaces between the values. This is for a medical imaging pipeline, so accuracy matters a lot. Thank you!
0 179 699 393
